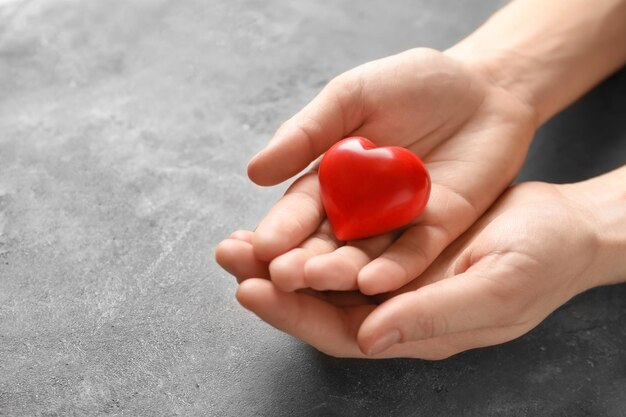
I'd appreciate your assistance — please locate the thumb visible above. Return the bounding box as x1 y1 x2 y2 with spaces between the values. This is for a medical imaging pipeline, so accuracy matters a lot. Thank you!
247 73 366 186
357 266 523 356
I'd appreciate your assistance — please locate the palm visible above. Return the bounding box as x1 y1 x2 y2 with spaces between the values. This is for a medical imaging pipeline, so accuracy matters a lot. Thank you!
233 48 536 295
218 182 599 359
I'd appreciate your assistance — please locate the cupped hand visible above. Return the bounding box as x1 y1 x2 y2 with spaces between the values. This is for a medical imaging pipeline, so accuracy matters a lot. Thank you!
242 48 537 295
218 181 604 359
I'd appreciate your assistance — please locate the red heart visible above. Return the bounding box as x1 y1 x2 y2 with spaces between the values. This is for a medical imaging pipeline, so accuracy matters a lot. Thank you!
319 137 431 241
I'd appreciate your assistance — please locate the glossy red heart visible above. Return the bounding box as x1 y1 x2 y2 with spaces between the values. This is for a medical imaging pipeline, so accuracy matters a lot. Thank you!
319 137 431 241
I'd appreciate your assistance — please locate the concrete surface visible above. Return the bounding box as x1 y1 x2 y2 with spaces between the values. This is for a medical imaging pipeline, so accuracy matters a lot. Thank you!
1 0 625 416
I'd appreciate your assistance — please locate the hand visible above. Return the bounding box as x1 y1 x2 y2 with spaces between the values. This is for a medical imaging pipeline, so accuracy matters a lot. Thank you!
243 48 537 295
218 180 611 359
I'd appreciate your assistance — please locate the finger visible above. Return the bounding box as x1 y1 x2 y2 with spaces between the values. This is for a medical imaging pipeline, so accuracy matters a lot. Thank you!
303 232 397 291
237 279 500 360
357 225 445 295
215 237 270 282
368 319 537 360
236 279 372 358
269 220 339 292
253 171 326 261
238 280 531 360
248 74 366 186
237 280 537 360
358 182 477 295
229 230 254 243
358 267 526 356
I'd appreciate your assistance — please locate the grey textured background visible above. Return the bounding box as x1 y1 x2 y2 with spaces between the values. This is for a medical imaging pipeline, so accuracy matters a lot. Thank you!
1 0 625 416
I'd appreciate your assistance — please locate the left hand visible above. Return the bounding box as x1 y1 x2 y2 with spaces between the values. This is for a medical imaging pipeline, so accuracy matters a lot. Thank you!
217 180 608 359
243 49 537 296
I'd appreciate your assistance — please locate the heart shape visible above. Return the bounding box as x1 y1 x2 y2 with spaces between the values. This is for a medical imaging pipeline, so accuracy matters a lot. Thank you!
319 137 431 240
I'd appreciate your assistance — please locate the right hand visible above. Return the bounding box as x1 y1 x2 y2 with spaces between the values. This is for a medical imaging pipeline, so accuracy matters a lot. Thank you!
219 178 619 359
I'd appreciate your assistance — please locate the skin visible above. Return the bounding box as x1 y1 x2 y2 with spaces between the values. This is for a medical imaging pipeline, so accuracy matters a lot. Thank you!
246 48 537 296
217 171 626 358
216 0 626 358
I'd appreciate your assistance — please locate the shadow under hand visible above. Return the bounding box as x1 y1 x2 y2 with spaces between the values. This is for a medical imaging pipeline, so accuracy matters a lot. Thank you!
243 285 626 417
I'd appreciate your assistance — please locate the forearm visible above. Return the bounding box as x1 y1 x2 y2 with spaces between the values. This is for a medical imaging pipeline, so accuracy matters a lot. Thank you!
563 165 626 287
447 0 626 126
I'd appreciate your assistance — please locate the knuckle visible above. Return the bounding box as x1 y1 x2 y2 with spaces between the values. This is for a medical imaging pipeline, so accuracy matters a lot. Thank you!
403 46 439 61
275 119 291 135
293 118 324 158
302 269 326 291
327 70 365 104
268 256 296 291
394 236 429 270
327 72 352 91
484 279 526 326
413 312 447 340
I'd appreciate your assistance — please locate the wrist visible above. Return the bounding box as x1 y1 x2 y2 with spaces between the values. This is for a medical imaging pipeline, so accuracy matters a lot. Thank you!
445 45 541 128
560 166 626 288
446 0 626 127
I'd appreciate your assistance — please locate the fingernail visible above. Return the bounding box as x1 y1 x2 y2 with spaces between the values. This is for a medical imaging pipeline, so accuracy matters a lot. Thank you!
367 329 401 356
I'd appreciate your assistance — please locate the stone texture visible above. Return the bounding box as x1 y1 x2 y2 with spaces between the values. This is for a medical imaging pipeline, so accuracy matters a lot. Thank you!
0 0 625 416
